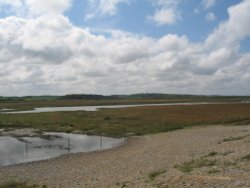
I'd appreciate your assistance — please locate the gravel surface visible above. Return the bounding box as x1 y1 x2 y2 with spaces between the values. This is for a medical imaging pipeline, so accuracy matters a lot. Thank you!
0 125 249 188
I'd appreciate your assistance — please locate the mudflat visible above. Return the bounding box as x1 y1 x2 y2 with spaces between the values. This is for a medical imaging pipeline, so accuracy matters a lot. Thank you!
0 125 249 188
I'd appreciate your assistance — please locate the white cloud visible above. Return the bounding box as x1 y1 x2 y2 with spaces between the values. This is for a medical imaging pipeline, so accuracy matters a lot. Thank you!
0 0 250 96
0 0 22 15
25 0 72 16
206 0 250 49
148 0 180 25
148 8 177 25
203 0 216 9
0 0 22 7
0 0 72 17
85 0 129 20
100 0 128 15
205 12 216 22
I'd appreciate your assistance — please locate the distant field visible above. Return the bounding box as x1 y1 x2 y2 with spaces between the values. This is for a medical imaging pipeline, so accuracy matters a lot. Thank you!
1 103 250 137
0 95 249 111
0 98 206 111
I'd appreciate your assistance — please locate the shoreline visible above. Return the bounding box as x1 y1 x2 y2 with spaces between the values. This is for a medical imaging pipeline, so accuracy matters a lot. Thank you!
0 125 249 187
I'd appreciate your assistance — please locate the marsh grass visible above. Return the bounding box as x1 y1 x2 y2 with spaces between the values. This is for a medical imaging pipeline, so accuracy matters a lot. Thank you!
175 159 217 172
148 169 166 181
241 154 250 161
207 169 220 174
222 151 235 156
0 182 40 188
223 135 249 142
203 151 218 157
1 103 250 137
116 182 128 187
224 161 237 166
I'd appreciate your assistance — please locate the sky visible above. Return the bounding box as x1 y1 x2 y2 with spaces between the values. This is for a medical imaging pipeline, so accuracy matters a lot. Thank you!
0 0 250 96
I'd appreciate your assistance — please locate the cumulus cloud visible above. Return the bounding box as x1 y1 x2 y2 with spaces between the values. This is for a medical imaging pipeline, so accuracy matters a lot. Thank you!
206 0 250 49
0 0 72 17
148 8 177 25
85 0 129 20
25 0 72 16
0 0 250 96
0 0 22 15
148 0 180 25
0 0 21 7
0 15 81 64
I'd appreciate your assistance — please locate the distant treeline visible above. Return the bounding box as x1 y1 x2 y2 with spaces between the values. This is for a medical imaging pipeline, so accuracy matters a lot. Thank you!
60 93 250 101
58 93 206 100
59 93 187 100
60 94 118 100
1 93 250 102
0 95 58 102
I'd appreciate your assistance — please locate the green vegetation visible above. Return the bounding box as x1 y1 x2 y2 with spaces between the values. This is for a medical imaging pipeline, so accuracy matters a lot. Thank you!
148 169 166 181
204 151 218 157
222 151 235 156
116 182 128 188
175 150 250 173
175 159 217 172
224 161 237 166
223 135 249 142
207 169 220 174
241 154 250 161
1 103 250 137
0 182 40 188
1 93 250 111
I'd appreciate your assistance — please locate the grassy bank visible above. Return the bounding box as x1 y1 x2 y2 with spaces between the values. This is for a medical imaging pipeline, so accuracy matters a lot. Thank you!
1 103 250 137
0 181 41 188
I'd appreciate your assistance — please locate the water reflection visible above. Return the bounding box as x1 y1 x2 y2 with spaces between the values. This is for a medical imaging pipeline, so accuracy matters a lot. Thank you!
2 102 215 114
0 133 124 166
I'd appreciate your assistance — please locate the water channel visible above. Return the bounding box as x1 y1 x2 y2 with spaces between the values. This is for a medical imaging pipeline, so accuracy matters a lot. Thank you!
0 132 124 166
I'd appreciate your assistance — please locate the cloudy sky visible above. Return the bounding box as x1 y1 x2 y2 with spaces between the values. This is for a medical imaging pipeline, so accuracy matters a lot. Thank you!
0 0 250 96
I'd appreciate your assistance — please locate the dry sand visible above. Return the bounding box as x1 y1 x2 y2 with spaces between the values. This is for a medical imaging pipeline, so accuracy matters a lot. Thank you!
0 125 250 188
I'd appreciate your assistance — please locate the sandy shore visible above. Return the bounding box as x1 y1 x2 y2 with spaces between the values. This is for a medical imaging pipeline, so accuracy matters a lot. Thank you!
0 125 250 188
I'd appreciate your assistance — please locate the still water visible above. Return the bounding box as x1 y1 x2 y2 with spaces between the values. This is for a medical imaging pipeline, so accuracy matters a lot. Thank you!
2 102 212 114
0 133 124 166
